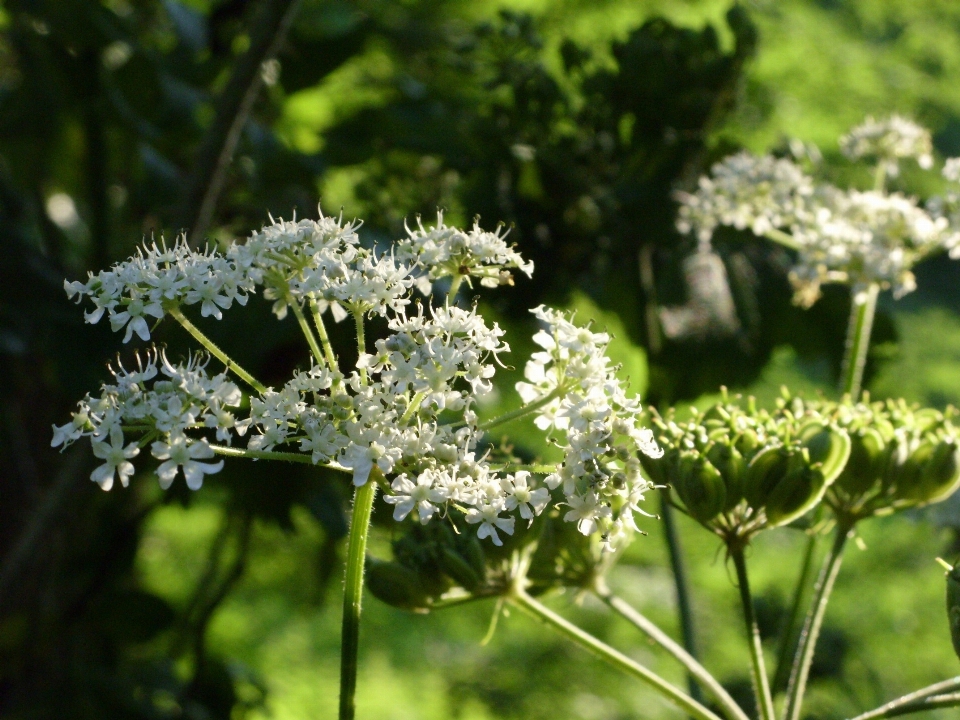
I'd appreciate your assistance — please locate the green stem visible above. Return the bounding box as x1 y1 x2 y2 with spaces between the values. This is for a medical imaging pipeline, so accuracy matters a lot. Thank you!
290 298 326 368
839 283 879 398
850 693 960 720
353 311 368 385
508 589 725 720
783 522 852 720
762 228 802 251
730 545 775 720
480 386 564 432
873 163 887 193
487 463 559 474
773 528 820 693
447 274 464 304
309 298 340 370
399 392 426 425
595 585 750 720
339 475 378 720
848 679 960 720
168 305 267 394
660 492 704 706
208 444 350 474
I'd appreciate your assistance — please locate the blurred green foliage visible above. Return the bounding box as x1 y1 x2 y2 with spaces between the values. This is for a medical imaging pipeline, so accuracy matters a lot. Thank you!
4 0 960 719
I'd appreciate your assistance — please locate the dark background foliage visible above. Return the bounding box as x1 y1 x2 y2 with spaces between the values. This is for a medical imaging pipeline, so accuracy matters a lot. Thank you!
3 1 960 718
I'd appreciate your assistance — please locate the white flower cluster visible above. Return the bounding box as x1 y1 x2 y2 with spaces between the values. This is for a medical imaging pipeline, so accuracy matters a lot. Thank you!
57 211 659 548
397 212 534 290
926 159 960 259
676 117 960 306
675 152 816 244
791 189 949 304
517 307 663 548
51 350 236 490
839 115 933 176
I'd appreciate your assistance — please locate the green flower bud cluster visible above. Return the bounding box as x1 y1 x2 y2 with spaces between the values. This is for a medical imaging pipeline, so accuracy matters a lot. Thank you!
802 396 960 520
643 390 851 543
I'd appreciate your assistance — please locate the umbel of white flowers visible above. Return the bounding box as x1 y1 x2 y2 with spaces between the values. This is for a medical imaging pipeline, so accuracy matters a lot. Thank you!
53 210 662 549
676 115 960 306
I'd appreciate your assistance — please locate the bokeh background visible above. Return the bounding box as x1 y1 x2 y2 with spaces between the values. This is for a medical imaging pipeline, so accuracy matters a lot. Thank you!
3 0 960 718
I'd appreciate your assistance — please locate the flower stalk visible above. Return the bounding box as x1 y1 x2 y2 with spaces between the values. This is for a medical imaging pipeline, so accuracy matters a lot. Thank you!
848 678 960 720
730 545 776 720
839 282 880 398
339 473 379 720
168 305 267 394
508 588 725 720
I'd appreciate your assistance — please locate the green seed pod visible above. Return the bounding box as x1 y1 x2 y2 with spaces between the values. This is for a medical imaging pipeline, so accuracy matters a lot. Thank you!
735 429 761 457
674 451 726 524
764 466 827 527
438 547 483 591
834 427 887 496
946 562 960 663
799 424 851 485
917 438 960 504
365 558 430 610
744 445 791 508
706 442 747 511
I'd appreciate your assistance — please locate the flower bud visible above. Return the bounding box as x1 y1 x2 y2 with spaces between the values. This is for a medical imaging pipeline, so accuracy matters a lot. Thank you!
764 465 827 527
674 451 726 523
798 423 851 485
834 427 887 496
706 442 746 511
917 438 960 504
365 558 430 610
744 445 791 508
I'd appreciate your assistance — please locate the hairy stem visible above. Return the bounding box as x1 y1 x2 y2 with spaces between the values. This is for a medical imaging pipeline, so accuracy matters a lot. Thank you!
730 546 775 720
596 585 750 720
783 523 852 720
773 529 819 692
660 492 704 704
290 298 326 368
168 306 267 394
339 476 378 720
310 298 340 370
353 310 367 385
508 589 725 720
848 679 960 720
839 283 879 398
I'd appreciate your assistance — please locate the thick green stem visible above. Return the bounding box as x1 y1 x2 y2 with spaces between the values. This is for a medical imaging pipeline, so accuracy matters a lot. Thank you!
730 546 776 720
839 283 879 398
508 590 724 720
848 679 960 720
339 476 378 720
290 298 326 368
596 586 750 720
309 298 340 370
353 311 368 385
168 306 267 394
660 492 704 705
480 386 564 432
447 274 464 304
783 523 851 720
773 529 820 693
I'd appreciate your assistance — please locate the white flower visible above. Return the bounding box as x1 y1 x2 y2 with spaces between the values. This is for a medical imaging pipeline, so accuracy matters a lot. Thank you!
465 502 515 546
151 433 224 490
840 115 933 176
383 472 450 523
90 425 140 490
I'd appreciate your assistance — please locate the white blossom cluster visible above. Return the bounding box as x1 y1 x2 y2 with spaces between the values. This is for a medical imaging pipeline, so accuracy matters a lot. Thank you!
516 306 663 548
839 115 934 176
790 189 949 304
57 211 659 547
926 158 960 259
397 212 534 290
51 349 236 490
675 152 816 244
675 117 960 306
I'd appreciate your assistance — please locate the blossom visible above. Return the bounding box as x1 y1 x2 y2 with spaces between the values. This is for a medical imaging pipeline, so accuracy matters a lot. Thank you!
840 115 933 176
90 425 140 490
151 433 224 490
